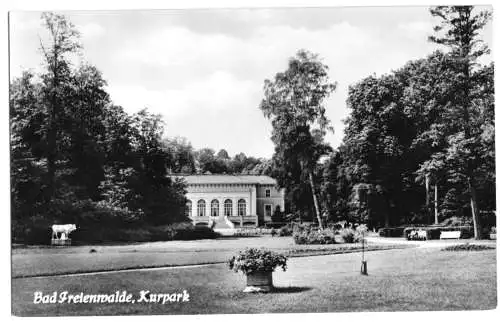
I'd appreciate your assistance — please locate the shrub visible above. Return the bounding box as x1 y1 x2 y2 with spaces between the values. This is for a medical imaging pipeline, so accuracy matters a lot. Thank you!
378 227 405 237
292 230 308 245
340 228 355 243
172 224 220 240
264 222 289 229
228 248 287 274
71 225 178 244
293 227 336 245
442 243 495 251
278 226 293 237
340 228 365 243
15 222 52 245
28 222 219 245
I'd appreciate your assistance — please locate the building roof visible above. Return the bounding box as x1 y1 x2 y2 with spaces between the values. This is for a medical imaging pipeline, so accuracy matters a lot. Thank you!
174 174 277 185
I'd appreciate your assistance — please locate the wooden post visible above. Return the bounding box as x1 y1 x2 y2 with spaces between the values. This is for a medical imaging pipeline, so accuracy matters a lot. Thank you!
434 183 439 225
361 231 368 275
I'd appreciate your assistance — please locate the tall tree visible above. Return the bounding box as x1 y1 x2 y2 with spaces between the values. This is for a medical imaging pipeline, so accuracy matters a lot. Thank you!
38 12 82 203
260 50 336 229
340 51 459 228
10 72 46 221
216 149 230 160
162 136 196 174
429 6 492 238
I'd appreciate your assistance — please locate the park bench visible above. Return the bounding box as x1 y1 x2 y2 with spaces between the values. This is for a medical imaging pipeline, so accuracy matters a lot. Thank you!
440 231 461 240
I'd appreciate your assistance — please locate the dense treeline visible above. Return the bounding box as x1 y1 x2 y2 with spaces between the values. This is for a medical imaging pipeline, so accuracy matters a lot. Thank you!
10 13 189 242
10 7 495 242
9 13 274 243
162 138 273 176
318 54 494 230
261 6 494 238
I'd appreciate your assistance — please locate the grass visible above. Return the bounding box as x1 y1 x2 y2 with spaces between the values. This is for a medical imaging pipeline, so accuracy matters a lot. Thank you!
12 247 497 315
12 236 409 278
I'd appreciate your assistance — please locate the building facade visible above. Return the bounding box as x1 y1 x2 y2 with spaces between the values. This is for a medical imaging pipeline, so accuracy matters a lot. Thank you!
178 175 285 228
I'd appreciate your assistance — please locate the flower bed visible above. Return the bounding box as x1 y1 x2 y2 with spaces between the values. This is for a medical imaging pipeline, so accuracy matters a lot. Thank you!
442 243 495 251
293 227 336 245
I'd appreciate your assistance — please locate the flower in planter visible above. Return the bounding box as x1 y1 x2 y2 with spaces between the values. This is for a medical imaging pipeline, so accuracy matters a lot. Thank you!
228 248 287 274
228 248 288 293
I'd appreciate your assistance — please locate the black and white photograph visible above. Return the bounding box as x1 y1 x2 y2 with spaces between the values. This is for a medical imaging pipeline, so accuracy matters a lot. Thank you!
7 0 497 317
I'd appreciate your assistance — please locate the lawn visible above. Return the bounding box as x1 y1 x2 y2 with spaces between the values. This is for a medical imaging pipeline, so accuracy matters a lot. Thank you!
12 246 496 315
12 236 410 277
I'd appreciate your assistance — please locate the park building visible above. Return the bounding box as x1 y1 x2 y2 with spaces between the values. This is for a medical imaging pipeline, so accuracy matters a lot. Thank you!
177 175 285 229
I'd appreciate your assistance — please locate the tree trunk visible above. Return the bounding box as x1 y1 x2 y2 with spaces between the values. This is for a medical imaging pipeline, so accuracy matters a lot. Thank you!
308 171 324 229
384 211 390 228
425 174 431 224
383 194 390 228
468 177 482 239
46 55 59 205
434 183 439 225
460 49 481 240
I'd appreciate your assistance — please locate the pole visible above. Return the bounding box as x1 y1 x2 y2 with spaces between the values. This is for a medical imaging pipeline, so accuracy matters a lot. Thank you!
434 183 439 225
361 230 368 275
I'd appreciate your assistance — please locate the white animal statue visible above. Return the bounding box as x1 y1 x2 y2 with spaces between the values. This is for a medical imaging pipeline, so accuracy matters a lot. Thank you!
51 224 77 240
417 229 428 241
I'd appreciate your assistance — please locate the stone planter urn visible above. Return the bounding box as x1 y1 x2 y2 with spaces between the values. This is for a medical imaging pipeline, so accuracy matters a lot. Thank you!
228 248 287 293
244 271 273 293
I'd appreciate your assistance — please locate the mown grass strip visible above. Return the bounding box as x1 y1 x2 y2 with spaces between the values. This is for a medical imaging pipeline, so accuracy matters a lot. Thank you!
12 244 411 279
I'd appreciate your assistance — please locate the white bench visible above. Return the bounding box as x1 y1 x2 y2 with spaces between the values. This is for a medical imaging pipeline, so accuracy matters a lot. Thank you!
440 231 461 239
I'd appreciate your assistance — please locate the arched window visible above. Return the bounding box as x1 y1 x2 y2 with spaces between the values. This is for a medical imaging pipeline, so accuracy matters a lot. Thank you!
197 199 206 217
238 199 246 216
211 199 219 217
224 199 233 217
185 200 192 217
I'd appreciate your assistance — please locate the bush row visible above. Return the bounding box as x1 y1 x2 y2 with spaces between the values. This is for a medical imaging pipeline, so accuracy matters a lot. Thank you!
12 221 219 245
378 227 405 237
293 228 336 244
291 224 366 245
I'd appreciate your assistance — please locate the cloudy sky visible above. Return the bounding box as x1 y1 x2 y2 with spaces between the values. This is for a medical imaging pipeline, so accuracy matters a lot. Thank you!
9 6 493 158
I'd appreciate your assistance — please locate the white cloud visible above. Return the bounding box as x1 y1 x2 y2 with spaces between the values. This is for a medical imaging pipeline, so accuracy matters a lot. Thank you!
119 22 377 73
77 22 105 39
110 20 440 155
9 14 41 32
107 70 259 118
398 21 433 34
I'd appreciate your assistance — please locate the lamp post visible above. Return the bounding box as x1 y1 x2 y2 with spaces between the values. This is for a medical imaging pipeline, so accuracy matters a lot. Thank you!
361 230 368 275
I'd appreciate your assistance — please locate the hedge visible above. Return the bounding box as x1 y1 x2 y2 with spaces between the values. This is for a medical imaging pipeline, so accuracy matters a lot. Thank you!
13 222 220 245
378 227 405 237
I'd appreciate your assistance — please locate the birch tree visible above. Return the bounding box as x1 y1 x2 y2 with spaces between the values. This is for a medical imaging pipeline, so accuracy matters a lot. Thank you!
260 50 336 229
